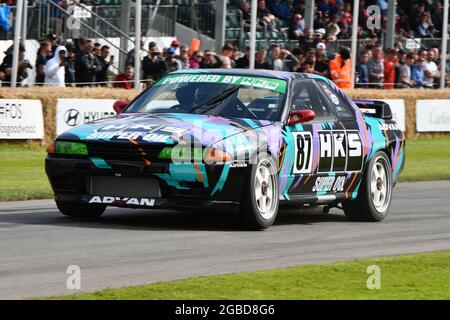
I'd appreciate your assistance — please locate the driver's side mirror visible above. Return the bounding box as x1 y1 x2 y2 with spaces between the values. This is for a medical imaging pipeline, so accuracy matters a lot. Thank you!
288 109 316 126
113 99 129 113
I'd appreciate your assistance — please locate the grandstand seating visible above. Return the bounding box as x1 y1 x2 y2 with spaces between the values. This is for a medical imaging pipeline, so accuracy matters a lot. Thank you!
224 6 300 50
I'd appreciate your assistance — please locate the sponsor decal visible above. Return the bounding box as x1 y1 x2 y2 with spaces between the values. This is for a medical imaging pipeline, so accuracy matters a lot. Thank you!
86 124 187 142
292 130 363 174
292 132 313 174
378 123 399 131
88 196 155 207
230 162 248 168
321 84 340 105
155 74 287 94
330 94 340 105
317 130 363 173
312 176 346 192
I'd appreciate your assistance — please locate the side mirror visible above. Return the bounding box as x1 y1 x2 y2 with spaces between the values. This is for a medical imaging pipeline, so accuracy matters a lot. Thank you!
288 109 316 126
113 99 129 113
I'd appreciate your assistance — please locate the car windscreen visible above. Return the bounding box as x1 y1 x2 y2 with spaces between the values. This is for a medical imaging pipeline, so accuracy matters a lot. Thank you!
125 74 288 121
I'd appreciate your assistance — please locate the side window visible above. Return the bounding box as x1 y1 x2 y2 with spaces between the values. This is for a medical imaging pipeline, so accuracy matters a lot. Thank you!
290 80 334 121
316 79 355 119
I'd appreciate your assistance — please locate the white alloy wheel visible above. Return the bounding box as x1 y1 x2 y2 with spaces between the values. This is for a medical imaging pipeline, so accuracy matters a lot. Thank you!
254 159 277 220
370 157 392 214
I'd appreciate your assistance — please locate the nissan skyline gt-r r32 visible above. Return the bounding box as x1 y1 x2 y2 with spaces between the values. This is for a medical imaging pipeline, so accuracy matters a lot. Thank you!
46 69 405 229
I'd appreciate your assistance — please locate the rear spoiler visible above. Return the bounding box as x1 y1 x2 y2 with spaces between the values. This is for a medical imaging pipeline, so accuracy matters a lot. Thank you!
352 99 393 120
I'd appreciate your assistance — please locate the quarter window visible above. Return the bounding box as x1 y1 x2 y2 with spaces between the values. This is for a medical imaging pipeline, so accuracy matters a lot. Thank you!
290 80 334 121
316 79 355 119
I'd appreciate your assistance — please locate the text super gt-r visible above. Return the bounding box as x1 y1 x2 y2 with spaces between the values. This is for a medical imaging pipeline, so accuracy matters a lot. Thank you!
46 69 405 229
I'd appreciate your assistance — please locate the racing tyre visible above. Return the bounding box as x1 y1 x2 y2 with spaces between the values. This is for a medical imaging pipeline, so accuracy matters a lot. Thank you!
239 154 279 229
343 151 393 221
56 201 106 219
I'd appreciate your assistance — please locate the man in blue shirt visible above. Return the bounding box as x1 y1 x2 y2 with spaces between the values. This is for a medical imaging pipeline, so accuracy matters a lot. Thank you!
355 50 370 88
411 58 425 88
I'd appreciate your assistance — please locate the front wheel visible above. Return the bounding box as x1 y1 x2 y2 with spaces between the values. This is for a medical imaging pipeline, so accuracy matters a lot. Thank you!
239 154 279 229
56 200 106 219
343 151 393 221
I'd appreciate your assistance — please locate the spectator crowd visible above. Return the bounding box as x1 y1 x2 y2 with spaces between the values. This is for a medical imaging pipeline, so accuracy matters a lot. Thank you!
233 0 449 41
1 32 448 89
0 0 449 89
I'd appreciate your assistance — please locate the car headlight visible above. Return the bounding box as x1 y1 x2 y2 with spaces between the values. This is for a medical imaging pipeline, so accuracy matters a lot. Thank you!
203 148 232 164
47 141 88 156
158 146 231 163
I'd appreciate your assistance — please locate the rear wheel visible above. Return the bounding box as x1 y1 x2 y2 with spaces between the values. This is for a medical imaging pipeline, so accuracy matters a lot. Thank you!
56 201 106 219
343 151 393 221
239 154 279 229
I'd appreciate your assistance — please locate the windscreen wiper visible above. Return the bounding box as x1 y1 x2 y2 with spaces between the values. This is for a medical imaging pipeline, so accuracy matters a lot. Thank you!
187 86 258 119
187 86 240 114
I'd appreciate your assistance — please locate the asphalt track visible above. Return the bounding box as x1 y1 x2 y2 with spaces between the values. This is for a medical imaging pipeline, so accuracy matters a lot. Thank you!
1 180 450 299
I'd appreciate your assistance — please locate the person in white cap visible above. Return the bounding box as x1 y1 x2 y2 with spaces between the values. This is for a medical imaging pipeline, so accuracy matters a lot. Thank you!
315 28 326 38
314 42 329 78
316 42 327 53
313 28 327 50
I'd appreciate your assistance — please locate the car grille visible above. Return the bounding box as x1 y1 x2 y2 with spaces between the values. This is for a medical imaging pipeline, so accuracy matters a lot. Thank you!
87 141 167 162
88 176 161 197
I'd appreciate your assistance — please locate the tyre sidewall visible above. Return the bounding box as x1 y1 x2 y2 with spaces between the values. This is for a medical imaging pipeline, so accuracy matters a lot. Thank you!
364 151 393 221
244 153 279 228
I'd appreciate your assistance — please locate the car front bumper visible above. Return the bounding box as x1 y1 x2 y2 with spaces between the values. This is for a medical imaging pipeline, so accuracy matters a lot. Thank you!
45 156 248 209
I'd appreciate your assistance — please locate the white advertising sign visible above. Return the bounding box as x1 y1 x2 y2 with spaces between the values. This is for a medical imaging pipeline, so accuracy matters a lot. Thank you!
379 99 406 132
416 100 450 132
56 99 117 135
0 99 44 139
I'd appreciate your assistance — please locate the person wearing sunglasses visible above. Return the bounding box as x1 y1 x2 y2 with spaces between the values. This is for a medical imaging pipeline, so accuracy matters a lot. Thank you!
189 50 203 69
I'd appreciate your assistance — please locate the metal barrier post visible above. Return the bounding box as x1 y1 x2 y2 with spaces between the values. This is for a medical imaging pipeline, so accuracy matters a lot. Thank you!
351 0 360 89
215 0 226 52
249 0 257 69
134 0 142 91
11 0 24 88
441 0 449 88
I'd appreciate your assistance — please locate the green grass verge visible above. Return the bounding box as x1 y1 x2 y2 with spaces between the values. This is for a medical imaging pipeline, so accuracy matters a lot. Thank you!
46 251 450 300
1 136 450 201
0 144 52 201
400 136 450 182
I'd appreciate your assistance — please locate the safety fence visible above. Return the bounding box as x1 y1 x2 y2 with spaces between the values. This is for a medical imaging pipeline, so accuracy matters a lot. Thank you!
1 1 214 41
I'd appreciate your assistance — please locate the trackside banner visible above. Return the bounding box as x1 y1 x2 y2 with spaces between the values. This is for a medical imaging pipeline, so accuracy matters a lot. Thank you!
416 100 450 132
56 99 117 135
0 99 44 139
155 74 288 93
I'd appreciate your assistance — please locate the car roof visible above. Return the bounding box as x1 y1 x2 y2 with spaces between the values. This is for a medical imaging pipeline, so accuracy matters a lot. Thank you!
170 68 326 82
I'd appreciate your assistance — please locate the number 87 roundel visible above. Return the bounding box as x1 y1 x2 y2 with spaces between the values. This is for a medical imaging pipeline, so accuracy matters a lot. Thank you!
293 132 313 174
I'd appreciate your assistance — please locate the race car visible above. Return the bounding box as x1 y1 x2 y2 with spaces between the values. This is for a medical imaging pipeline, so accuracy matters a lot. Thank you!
46 69 405 229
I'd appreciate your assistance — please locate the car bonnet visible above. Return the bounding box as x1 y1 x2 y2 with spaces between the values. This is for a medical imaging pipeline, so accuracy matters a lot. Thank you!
57 112 275 147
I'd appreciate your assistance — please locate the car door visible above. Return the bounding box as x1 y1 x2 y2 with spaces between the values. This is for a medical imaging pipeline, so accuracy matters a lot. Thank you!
314 78 366 198
280 79 339 200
